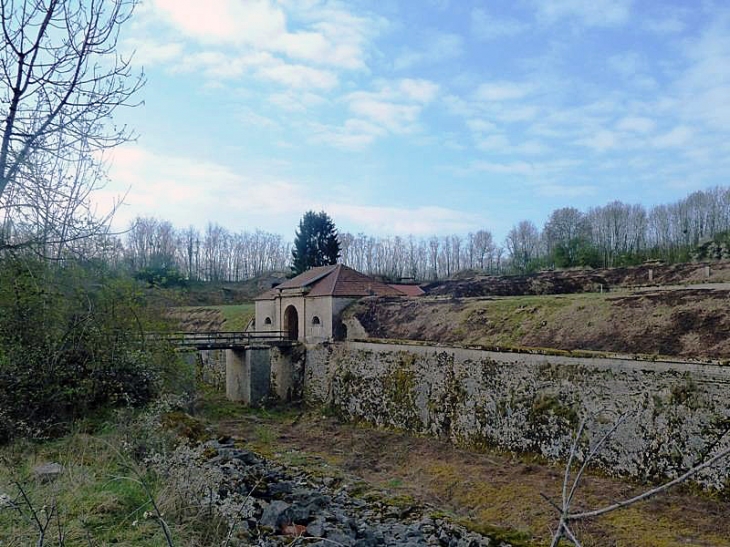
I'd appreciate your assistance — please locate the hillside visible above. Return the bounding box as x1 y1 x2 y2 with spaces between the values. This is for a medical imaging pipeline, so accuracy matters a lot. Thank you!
423 261 730 297
344 285 730 360
176 272 288 306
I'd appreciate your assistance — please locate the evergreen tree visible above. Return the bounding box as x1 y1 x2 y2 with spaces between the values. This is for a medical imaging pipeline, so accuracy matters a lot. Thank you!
291 211 341 275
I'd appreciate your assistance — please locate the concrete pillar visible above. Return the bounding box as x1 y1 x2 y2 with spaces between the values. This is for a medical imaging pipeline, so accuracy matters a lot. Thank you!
648 268 653 282
706 265 711 278
270 346 295 401
247 347 271 406
225 347 272 406
226 349 247 402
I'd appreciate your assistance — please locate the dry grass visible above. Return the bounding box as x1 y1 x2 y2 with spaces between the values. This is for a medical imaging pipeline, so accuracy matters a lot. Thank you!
349 287 730 359
206 400 730 547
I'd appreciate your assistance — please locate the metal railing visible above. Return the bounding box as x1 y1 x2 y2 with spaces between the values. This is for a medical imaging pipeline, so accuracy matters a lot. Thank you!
153 330 290 350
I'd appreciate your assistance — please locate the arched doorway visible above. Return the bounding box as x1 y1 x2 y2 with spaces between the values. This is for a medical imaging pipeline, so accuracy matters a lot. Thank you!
283 305 299 340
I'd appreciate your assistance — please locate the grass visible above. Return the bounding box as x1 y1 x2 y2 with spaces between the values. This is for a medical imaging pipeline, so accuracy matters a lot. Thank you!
0 431 168 546
216 303 255 331
173 303 255 332
433 293 611 350
0 399 233 546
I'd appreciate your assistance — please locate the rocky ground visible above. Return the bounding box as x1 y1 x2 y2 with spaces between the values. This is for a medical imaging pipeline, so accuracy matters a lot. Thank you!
170 436 514 546
193 403 730 547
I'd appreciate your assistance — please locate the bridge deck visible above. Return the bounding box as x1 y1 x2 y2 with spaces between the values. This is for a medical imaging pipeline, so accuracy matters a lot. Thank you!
156 331 291 350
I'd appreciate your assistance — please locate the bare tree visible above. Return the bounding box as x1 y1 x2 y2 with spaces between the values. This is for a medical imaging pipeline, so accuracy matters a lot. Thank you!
0 0 143 251
505 220 541 273
546 412 730 546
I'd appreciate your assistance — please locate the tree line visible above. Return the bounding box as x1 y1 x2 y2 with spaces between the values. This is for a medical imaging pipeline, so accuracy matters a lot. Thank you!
4 185 729 284
116 185 730 282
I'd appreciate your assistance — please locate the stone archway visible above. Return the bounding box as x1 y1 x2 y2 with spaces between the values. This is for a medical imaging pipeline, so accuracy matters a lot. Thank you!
283 305 299 340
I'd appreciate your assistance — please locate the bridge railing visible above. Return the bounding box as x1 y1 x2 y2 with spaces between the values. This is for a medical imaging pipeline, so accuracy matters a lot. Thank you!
150 330 290 349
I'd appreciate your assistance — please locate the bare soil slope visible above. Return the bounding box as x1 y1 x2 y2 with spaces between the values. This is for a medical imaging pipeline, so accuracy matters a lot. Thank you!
347 286 730 359
424 261 730 297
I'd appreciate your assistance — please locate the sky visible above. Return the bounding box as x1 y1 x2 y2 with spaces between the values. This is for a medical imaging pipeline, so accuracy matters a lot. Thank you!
98 0 730 243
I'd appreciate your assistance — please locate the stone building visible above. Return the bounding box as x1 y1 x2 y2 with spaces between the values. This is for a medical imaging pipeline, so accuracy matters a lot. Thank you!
254 264 408 343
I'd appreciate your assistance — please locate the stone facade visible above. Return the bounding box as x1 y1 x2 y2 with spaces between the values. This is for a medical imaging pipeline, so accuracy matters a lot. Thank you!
255 295 355 344
304 340 730 489
254 265 406 343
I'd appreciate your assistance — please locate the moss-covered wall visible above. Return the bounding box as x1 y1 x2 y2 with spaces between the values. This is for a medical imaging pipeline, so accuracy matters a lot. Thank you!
304 341 730 489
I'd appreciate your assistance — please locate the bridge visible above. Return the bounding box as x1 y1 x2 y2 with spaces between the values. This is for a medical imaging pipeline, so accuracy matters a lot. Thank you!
155 331 292 350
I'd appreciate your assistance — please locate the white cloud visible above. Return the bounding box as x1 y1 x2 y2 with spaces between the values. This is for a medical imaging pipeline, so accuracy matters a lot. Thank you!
536 0 632 27
536 184 596 198
470 8 528 40
123 38 184 66
460 158 581 178
466 119 497 133
676 18 730 130
330 204 481 236
268 91 326 112
643 6 689 34
576 130 618 152
338 79 439 137
150 0 374 70
616 116 655 134
153 0 284 45
475 81 534 102
644 16 686 34
608 52 644 77
652 126 693 148
102 145 480 237
309 119 386 150
171 49 338 89
393 31 463 70
257 61 338 89
236 108 280 130
468 160 535 176
103 146 309 231
398 79 440 103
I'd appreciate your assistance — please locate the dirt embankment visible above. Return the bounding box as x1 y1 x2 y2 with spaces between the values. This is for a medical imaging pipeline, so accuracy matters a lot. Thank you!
178 273 288 306
423 261 730 298
167 308 227 332
347 287 730 359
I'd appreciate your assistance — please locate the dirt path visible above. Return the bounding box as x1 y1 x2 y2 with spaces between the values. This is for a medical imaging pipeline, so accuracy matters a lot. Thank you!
209 409 730 547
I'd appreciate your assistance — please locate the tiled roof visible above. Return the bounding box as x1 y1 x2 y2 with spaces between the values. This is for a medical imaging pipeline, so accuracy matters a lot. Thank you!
388 284 425 297
254 264 405 299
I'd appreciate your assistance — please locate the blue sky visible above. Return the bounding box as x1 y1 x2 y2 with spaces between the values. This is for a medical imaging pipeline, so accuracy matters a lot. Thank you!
99 0 730 243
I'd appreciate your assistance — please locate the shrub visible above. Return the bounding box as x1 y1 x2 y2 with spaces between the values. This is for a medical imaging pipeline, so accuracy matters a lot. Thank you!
0 257 182 443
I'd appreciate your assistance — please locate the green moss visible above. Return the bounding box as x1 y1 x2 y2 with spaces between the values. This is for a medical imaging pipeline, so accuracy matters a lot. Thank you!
455 518 535 547
383 367 421 429
669 375 700 409
529 394 579 428
160 411 207 441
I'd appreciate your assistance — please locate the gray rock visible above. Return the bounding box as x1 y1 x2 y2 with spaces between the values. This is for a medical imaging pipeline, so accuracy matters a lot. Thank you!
307 517 326 537
268 481 294 496
33 462 63 483
325 528 356 546
259 500 291 530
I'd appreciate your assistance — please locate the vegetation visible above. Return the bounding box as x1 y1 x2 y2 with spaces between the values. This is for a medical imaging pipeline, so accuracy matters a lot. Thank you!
291 210 341 276
0 257 183 444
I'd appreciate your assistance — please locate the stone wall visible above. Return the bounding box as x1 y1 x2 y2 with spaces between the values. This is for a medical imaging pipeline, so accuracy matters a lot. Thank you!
197 349 226 389
304 341 730 489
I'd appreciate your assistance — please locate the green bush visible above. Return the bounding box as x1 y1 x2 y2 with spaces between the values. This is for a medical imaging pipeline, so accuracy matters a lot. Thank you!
0 258 181 443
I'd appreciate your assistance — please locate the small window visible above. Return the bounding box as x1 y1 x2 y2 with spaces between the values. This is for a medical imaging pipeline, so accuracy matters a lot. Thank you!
311 316 321 325
264 317 272 325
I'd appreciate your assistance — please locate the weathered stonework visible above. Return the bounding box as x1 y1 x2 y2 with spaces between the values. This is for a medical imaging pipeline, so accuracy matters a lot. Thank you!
304 341 730 489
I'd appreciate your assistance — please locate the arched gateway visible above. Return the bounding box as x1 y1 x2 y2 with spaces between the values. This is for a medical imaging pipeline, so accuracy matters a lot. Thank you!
283 305 299 340
254 264 420 343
